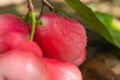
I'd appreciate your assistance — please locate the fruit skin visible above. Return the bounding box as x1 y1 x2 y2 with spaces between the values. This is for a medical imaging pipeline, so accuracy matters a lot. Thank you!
0 49 49 80
0 14 30 53
0 32 29 53
73 50 86 66
14 41 43 57
44 58 82 80
0 14 29 35
35 13 87 64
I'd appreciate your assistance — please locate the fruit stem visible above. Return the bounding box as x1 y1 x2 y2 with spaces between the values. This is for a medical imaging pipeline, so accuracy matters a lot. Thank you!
42 0 55 11
42 0 71 17
27 0 34 11
27 0 37 41
29 11 36 41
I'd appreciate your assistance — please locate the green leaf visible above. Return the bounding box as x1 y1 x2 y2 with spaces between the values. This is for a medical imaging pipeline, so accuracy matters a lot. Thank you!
65 0 114 47
95 11 120 48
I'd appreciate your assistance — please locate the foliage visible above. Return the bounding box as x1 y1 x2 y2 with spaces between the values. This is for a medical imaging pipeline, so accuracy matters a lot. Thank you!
65 0 120 48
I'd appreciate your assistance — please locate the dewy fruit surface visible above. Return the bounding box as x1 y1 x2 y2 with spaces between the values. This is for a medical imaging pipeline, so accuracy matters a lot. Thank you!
0 32 29 53
15 41 43 57
0 14 29 53
44 58 82 80
0 49 49 80
35 13 87 63
73 49 86 66
0 14 29 35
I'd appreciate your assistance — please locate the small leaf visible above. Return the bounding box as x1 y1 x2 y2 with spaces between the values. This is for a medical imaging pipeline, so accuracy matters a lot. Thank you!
95 11 120 48
65 0 114 46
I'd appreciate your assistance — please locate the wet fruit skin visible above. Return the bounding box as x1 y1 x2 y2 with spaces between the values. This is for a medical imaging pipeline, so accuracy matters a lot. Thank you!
44 58 82 80
15 41 43 57
73 50 86 66
35 13 87 64
0 49 49 80
0 14 29 35
0 32 29 53
0 14 30 53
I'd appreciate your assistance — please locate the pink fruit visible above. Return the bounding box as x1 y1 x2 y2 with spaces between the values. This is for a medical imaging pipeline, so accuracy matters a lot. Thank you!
15 41 43 57
35 13 87 63
0 49 49 80
73 50 86 66
44 58 82 80
0 14 29 35
0 14 29 53
0 32 29 53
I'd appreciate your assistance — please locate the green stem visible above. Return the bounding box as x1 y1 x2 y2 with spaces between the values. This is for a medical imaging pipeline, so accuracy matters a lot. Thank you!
27 0 36 41
29 11 37 41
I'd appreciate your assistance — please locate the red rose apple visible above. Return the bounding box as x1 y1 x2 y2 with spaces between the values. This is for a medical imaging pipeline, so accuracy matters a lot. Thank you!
73 50 86 66
15 41 43 57
44 58 82 80
34 13 87 64
0 49 49 80
0 14 29 35
0 14 30 53
0 32 29 53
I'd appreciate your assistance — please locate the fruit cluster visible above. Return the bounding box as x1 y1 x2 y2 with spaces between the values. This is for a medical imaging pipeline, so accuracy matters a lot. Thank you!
0 13 87 80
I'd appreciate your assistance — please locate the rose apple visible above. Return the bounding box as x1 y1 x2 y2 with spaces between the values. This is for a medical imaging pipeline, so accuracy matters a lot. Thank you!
34 13 87 64
0 14 30 53
44 58 82 80
0 49 49 80
0 14 29 35
15 41 43 57
73 50 86 66
0 32 29 53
